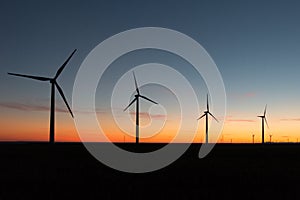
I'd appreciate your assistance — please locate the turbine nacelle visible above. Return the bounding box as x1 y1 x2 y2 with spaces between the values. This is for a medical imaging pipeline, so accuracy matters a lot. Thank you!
257 104 270 144
197 94 219 122
124 71 158 111
257 104 269 129
8 49 77 119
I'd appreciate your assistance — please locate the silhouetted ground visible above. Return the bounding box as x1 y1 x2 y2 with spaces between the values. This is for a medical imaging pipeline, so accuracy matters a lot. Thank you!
0 143 299 199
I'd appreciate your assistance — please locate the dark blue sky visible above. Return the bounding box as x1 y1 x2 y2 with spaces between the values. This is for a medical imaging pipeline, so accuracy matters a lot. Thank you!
1 0 300 141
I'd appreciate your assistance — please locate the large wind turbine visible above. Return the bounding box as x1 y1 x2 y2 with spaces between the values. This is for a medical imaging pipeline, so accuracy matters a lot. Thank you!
8 49 76 143
197 94 219 144
124 71 158 144
257 105 269 144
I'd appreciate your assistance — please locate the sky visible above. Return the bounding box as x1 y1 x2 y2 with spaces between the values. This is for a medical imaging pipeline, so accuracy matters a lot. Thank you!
1 0 300 143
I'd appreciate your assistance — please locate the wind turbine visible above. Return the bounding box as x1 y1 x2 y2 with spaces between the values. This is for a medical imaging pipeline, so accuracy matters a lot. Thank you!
252 134 255 144
257 105 269 144
8 49 76 143
197 94 219 144
124 71 158 144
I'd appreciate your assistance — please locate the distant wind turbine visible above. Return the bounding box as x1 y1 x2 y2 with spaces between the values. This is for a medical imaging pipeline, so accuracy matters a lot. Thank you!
257 105 269 144
8 49 76 143
252 134 255 144
124 71 158 144
197 94 219 144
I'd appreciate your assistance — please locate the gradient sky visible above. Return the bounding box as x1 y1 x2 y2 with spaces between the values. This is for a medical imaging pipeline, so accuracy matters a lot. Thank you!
1 0 300 143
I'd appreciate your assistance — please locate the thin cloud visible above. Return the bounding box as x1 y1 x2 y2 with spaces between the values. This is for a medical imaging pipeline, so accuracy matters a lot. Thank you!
0 102 67 113
234 92 256 100
226 118 255 123
129 112 167 120
280 118 300 122
0 101 118 115
225 115 255 123
244 92 256 98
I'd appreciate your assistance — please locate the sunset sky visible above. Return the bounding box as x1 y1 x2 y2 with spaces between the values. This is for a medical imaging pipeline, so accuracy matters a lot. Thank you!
1 0 300 143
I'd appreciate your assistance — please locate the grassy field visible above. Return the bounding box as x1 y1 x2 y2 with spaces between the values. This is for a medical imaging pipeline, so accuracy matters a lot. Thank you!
0 143 299 199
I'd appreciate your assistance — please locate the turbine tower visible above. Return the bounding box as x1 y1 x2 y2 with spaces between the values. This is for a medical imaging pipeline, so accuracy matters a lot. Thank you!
8 49 76 143
124 71 158 144
257 105 269 144
252 134 255 144
197 94 219 144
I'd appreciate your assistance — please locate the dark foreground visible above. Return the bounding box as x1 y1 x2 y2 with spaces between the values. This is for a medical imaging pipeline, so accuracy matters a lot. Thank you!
0 143 299 199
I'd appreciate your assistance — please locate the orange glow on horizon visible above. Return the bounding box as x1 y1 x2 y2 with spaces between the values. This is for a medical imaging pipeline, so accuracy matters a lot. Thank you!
1 108 300 143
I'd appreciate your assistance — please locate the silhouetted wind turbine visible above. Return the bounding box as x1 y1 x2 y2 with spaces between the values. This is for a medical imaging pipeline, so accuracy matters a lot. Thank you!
124 71 158 144
8 49 76 144
257 105 269 144
252 134 255 144
197 94 219 144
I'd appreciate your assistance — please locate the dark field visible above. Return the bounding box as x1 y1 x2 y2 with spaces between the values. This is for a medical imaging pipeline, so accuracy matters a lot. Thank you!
0 143 299 199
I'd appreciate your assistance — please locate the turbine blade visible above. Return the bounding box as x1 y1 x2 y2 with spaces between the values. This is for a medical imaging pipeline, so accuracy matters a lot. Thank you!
140 95 158 104
197 113 206 120
207 94 209 111
124 97 137 111
8 73 50 81
264 104 267 116
208 112 219 122
54 49 77 79
55 82 74 118
132 71 140 94
265 117 269 129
